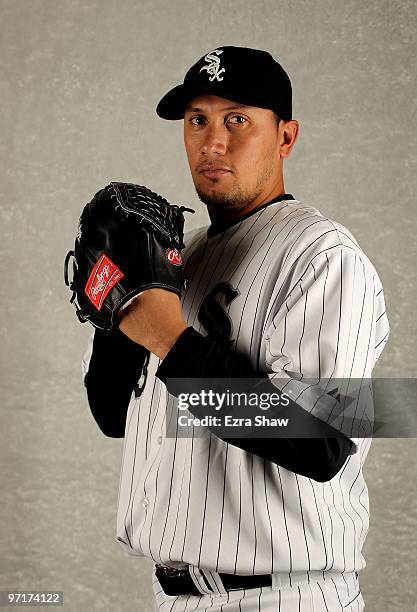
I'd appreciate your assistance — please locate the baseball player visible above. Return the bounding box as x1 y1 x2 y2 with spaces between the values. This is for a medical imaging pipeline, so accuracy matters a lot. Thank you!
81 46 390 611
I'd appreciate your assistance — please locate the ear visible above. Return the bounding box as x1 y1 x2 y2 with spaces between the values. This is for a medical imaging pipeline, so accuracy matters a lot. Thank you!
279 120 299 159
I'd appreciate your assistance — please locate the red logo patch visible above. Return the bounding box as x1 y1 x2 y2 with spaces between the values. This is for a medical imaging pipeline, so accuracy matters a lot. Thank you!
84 253 124 311
166 248 182 266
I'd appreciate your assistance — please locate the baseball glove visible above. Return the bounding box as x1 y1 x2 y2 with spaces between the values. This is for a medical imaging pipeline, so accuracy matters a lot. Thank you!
64 181 194 332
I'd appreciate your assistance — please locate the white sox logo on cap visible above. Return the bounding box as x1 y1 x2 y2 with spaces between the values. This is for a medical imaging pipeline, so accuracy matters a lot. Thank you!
199 49 226 82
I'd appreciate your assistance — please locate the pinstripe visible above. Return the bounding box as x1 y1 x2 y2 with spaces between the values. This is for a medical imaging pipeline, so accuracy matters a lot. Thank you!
250 453 257 573
181 430 195 560
188 217 250 316
258 586 262 611
139 411 168 556
125 403 141 548
158 409 181 559
308 479 328 569
238 589 246 611
234 216 326 347
298 281 307 375
317 582 330 612
316 254 329 379
330 576 344 609
190 596 204 611
168 433 190 561
127 375 162 549
83 199 390 609
291 251 332 412
337 459 356 571
215 443 229 571
224 208 301 347
197 433 214 566
295 474 311 570
144 376 161 460
347 462 367 570
319 250 344 415
263 459 274 573
168 597 180 611
267 242 360 334
327 479 345 571
277 220 337 285
342 258 368 433
375 330 389 350
190 207 285 336
186 237 214 316
224 206 296 284
338 253 358 429
376 310 386 322
277 466 293 577
327 228 359 250
265 236 346 324
307 582 315 611
199 207 277 309
234 220 291 351
147 450 163 562
145 374 164 456
354 279 376 437
182 231 207 265
233 462 242 574
115 400 135 548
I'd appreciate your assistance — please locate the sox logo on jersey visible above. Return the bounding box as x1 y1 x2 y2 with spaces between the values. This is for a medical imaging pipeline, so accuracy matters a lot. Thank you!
83 197 389 611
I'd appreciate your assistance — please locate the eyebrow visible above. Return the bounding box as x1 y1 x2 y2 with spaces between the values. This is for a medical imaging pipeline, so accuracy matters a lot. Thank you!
184 104 249 113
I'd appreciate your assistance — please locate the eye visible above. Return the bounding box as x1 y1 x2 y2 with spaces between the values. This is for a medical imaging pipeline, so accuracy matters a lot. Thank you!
228 115 247 125
189 115 205 126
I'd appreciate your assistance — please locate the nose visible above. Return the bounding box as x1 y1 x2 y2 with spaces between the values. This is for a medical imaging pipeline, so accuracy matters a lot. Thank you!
201 123 228 156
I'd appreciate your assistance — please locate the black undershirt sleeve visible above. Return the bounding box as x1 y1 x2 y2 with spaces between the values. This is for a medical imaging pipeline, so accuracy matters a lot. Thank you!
83 325 353 481
156 327 353 482
84 329 149 438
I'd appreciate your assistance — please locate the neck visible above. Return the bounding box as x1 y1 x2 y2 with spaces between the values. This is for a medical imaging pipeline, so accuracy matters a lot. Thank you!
208 181 286 225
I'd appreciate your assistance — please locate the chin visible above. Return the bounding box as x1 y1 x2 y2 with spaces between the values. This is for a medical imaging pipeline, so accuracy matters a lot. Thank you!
196 189 241 210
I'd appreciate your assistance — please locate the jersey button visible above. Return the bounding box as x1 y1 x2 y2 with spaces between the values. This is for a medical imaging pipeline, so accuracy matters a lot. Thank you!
142 498 149 510
157 436 163 445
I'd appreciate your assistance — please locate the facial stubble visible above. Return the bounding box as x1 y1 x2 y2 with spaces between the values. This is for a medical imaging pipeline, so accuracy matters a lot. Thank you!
195 148 277 211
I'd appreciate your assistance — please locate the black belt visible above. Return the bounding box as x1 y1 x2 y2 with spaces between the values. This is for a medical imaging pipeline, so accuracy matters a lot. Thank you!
155 564 272 596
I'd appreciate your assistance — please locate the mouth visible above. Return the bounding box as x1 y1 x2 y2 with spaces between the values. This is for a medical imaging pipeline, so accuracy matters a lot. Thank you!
197 164 232 180
200 169 231 179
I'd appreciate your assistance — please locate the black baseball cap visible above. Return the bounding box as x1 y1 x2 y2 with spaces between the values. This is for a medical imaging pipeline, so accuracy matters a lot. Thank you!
156 46 292 121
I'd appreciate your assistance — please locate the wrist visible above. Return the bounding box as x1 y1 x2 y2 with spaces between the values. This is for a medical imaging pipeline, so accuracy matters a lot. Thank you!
153 322 188 360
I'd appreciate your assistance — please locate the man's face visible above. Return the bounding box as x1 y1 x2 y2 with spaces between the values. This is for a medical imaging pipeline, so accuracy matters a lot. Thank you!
183 94 283 213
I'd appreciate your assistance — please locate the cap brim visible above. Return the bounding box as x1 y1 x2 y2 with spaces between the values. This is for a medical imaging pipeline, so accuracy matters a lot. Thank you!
156 84 209 120
156 83 290 121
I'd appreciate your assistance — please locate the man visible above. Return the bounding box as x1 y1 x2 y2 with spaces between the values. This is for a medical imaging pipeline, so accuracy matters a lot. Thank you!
82 46 389 611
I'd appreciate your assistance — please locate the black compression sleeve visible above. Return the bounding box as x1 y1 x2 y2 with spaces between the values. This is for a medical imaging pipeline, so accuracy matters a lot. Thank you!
84 329 149 437
156 327 353 481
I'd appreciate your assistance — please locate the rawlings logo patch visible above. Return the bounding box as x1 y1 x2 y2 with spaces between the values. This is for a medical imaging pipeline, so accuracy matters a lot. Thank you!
85 253 124 311
166 248 182 266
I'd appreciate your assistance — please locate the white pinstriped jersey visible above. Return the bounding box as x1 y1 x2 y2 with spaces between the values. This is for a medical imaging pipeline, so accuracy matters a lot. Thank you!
82 197 390 579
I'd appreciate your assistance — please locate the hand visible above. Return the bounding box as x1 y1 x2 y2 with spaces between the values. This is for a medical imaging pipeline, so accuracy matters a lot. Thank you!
117 288 188 360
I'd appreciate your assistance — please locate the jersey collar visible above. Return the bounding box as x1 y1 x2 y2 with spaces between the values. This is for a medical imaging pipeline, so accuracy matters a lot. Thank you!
207 193 295 238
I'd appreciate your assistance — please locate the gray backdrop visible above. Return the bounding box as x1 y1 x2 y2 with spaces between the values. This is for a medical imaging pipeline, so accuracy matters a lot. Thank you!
1 0 416 610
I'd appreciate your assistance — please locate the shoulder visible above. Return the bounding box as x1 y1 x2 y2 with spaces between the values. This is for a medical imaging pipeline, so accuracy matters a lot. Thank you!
182 225 208 267
183 225 208 256
276 199 377 271
260 200 390 309
276 199 359 251
184 225 207 245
